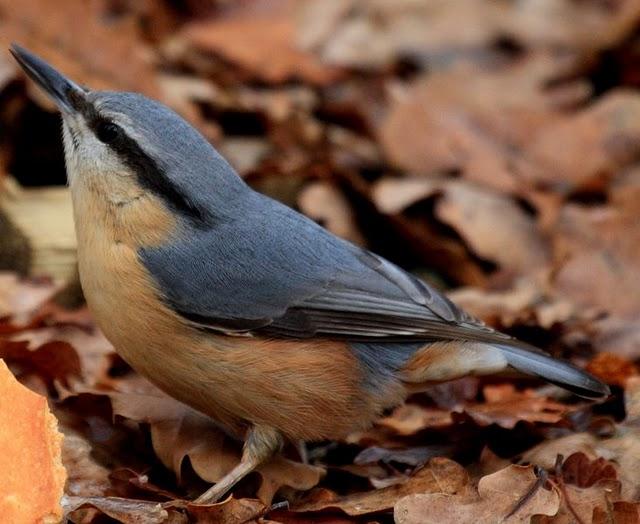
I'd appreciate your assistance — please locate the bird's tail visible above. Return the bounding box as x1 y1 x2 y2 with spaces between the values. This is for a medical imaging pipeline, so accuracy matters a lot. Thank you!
401 339 610 399
494 342 610 399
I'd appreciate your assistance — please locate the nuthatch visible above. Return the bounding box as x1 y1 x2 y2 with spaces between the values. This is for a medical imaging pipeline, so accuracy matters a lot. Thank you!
10 45 609 503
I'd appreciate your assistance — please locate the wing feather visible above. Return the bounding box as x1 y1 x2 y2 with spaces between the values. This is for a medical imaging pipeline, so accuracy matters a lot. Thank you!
141 193 506 344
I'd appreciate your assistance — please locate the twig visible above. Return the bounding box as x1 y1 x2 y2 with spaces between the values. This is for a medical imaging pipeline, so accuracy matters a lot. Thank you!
504 465 548 520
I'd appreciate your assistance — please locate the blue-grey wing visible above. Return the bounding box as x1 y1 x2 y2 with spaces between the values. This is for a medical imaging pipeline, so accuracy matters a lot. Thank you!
140 194 506 342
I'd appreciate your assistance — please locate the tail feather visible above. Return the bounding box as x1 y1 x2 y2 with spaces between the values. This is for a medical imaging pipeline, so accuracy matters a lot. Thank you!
495 343 610 399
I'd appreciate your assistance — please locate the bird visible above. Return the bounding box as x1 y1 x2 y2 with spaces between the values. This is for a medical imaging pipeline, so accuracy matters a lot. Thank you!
10 44 609 504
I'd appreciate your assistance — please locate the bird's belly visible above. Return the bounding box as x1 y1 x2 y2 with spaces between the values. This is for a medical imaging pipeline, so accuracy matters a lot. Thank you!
76 240 401 441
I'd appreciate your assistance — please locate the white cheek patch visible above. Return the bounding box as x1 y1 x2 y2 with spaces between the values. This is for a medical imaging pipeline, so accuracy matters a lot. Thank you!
62 115 139 204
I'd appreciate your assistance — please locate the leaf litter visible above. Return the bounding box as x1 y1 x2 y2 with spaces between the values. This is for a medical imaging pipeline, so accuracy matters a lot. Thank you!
1 0 640 522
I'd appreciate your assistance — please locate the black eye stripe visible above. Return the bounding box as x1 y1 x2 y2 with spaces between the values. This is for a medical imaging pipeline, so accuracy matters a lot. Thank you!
84 113 205 223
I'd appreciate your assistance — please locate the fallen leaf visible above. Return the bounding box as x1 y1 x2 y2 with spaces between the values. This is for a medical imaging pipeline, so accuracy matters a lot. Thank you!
394 464 560 524
0 0 159 97
0 272 58 321
586 353 638 387
524 91 640 191
298 180 366 246
1 338 81 388
560 453 617 488
373 178 549 279
592 500 640 524
63 495 172 524
448 277 579 330
182 497 265 524
550 479 623 524
172 0 343 85
109 468 179 502
0 358 65 524
378 55 584 191
62 431 111 497
354 445 453 468
524 430 640 501
84 379 323 504
434 181 550 277
12 324 115 387
523 433 601 473
295 457 467 516
298 0 640 69
624 375 640 424
552 201 640 359
461 385 574 429
376 404 453 436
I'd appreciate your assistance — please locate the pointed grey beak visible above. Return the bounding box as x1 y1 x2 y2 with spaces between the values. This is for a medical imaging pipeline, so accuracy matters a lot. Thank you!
9 44 85 113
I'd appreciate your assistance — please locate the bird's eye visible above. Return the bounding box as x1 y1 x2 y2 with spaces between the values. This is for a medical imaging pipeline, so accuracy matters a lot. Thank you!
95 121 121 143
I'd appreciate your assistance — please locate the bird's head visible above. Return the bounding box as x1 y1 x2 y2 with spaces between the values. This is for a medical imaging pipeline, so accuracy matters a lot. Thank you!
10 44 245 244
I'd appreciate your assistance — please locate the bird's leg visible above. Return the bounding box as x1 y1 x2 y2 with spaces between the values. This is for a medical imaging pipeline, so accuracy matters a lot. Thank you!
195 425 283 504
296 440 309 464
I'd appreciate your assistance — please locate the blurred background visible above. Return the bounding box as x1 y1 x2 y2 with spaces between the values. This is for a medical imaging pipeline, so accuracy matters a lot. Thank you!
1 0 640 363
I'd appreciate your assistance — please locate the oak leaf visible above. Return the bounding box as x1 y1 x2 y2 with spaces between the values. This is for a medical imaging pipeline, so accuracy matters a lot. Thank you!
294 457 467 516
461 384 573 429
394 464 560 524
173 0 343 85
81 378 324 504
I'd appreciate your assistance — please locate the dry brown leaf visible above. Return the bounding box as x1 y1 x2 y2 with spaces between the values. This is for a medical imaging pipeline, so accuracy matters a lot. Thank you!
371 177 489 285
394 464 560 524
298 180 366 246
377 404 453 436
600 433 640 501
448 277 579 330
524 91 640 191
182 496 265 524
295 457 467 516
592 500 640 524
298 0 640 69
561 453 618 488
354 445 452 469
373 178 549 278
549 454 626 524
461 384 573 429
0 0 158 98
378 55 584 191
297 0 506 69
93 379 323 504
172 0 342 85
65 494 263 524
524 430 640 502
62 431 111 498
63 495 173 524
624 376 640 424
434 181 550 276
0 358 65 523
109 468 179 502
586 353 638 387
12 324 114 388
523 433 601 472
473 447 512 479
0 338 81 387
0 272 58 321
552 201 640 359
549 479 623 524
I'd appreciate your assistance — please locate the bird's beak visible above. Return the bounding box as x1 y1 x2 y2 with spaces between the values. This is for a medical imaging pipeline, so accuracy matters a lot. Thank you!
9 44 85 114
